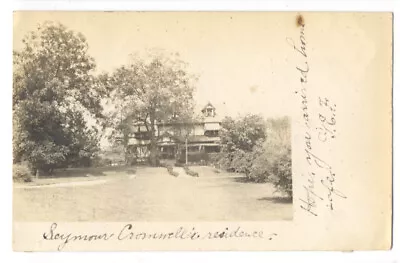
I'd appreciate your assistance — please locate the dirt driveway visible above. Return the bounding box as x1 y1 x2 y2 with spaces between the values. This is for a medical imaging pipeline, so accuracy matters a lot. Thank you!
13 166 292 221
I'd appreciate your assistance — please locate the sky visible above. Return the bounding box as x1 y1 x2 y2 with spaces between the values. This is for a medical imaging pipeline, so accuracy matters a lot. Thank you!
13 11 296 119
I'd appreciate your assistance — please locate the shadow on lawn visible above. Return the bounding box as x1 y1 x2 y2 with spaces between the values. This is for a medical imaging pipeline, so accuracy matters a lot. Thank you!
233 176 263 184
42 166 136 178
257 196 293 204
42 169 106 178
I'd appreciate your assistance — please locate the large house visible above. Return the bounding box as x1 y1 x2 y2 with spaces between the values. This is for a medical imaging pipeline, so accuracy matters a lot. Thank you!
124 102 222 163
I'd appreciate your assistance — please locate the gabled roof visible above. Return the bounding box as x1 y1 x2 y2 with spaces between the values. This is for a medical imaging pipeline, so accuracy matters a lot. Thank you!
201 102 215 112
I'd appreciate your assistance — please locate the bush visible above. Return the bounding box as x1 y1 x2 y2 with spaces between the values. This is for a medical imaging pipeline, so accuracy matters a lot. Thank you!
162 164 179 177
13 163 33 183
229 150 255 175
183 166 199 177
218 116 292 197
217 148 259 176
91 156 112 167
249 146 292 196
268 148 292 197
208 153 221 166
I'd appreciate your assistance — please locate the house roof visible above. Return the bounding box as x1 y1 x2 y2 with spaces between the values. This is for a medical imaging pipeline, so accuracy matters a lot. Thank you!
201 102 215 112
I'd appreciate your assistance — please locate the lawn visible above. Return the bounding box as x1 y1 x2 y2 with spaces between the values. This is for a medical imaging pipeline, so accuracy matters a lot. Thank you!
13 166 292 221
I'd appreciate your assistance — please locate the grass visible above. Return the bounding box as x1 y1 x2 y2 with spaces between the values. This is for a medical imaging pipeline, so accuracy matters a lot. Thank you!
13 166 292 221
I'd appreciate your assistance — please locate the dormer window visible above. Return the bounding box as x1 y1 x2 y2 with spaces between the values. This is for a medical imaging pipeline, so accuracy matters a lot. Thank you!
201 102 216 117
205 108 214 117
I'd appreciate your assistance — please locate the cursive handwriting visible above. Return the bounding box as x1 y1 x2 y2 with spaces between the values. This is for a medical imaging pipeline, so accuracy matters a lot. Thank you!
288 18 346 216
118 224 266 240
316 96 346 210
316 97 337 142
43 223 275 251
43 222 115 251
320 169 347 210
287 26 310 128
299 172 324 216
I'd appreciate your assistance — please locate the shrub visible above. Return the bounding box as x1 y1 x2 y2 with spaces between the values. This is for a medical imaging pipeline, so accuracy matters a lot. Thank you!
217 116 292 197
13 163 33 183
91 156 112 167
208 153 221 167
183 166 199 177
248 146 292 195
267 148 292 197
248 142 292 196
216 152 234 172
217 148 259 176
163 164 179 177
230 150 255 175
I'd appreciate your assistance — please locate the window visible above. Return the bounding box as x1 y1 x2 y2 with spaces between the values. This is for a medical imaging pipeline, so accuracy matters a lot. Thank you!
205 108 215 117
203 107 215 117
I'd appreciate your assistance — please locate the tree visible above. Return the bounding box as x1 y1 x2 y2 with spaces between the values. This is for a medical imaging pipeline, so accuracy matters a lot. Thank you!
218 114 266 171
106 49 197 166
218 115 292 197
102 91 135 164
249 117 292 196
220 114 267 152
170 109 199 164
13 22 104 174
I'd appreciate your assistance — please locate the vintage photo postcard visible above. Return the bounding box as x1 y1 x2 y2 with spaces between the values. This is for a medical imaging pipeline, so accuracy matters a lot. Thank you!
12 11 392 251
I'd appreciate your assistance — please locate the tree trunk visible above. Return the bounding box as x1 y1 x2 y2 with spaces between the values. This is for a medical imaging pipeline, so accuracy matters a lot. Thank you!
185 137 188 165
148 116 159 166
149 139 158 166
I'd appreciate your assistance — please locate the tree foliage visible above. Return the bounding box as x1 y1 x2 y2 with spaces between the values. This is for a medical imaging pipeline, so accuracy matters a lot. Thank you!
218 115 292 197
13 22 104 173
249 117 292 196
13 163 33 183
218 114 266 172
105 49 197 166
220 114 267 152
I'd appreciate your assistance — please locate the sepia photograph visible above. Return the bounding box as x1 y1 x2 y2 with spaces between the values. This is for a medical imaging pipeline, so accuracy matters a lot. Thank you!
11 11 392 252
13 12 292 222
